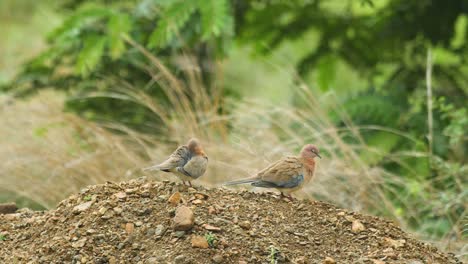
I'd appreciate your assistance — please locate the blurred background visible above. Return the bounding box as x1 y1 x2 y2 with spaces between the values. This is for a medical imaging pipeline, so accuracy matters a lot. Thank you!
0 0 466 258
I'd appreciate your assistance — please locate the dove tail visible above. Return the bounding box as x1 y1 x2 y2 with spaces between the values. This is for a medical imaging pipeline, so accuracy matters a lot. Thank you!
223 178 257 186
143 165 169 172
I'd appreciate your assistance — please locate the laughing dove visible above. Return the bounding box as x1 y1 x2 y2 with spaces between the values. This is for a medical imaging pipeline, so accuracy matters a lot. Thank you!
144 138 208 186
224 144 321 200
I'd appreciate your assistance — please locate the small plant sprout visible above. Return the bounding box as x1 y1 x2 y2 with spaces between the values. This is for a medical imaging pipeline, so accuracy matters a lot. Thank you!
83 195 92 201
269 245 280 264
0 234 7 241
204 232 217 248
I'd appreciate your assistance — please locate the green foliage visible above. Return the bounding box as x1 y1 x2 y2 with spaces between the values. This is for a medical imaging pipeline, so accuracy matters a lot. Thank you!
204 232 217 248
0 234 7 241
268 246 280 264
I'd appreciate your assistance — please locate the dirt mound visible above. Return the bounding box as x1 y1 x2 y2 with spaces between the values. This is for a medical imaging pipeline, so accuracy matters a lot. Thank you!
0 178 460 263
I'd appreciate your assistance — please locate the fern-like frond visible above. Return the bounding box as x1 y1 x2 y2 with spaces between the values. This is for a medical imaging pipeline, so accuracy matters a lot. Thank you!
198 0 232 40
148 0 198 48
76 34 107 77
107 12 132 60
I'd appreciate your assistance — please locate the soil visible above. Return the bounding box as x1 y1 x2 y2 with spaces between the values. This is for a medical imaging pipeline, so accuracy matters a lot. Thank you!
0 177 461 264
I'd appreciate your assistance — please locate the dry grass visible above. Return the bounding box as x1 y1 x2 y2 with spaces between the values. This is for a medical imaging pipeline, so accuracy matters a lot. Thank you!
0 44 465 258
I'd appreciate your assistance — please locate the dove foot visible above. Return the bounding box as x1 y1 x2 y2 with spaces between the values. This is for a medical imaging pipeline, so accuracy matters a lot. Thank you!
280 192 294 202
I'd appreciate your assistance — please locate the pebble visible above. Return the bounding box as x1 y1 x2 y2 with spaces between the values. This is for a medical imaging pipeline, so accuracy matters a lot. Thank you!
125 223 135 234
384 237 405 248
208 206 216 215
173 206 194 231
323 256 336 264
212 254 223 263
108 256 117 264
239 221 251 230
146 257 158 264
98 207 108 215
114 192 127 199
191 235 209 249
202 224 221 232
174 231 185 238
168 192 182 206
352 220 365 233
73 201 93 214
174 255 186 264
155 225 167 237
71 238 87 248
192 199 203 205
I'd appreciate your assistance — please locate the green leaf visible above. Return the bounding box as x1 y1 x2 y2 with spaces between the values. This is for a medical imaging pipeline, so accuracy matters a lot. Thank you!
198 0 231 40
451 14 467 49
48 5 112 42
316 55 336 91
148 0 197 48
108 13 132 59
75 34 107 77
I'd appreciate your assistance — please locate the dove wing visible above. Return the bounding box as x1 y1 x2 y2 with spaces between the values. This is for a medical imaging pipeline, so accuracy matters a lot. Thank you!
253 156 304 188
144 145 191 171
177 155 208 179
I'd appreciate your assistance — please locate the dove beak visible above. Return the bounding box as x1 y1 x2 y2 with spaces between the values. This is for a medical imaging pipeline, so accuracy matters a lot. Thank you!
316 153 322 159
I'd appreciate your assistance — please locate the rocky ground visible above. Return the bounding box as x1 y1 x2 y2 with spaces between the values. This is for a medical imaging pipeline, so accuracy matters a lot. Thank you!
0 178 461 264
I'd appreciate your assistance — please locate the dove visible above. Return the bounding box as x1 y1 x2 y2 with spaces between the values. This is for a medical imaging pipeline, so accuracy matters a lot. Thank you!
144 138 208 186
224 144 321 200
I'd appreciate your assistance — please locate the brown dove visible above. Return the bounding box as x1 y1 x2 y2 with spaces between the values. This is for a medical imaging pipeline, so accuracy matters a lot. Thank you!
224 144 321 200
144 138 208 186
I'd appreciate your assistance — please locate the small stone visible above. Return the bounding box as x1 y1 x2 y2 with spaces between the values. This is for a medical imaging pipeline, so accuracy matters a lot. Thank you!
146 257 158 264
212 254 223 263
101 210 114 219
191 235 209 249
135 221 143 227
155 225 167 237
174 255 186 264
383 237 405 248
351 220 365 233
337 212 345 216
371 260 385 264
126 223 135 234
194 192 209 200
98 207 108 215
113 207 123 214
114 192 127 199
108 256 117 264
208 206 216 215
294 256 306 264
192 199 203 205
71 238 87 248
173 206 195 231
239 221 251 230
323 256 335 264
125 188 137 194
73 201 93 213
202 224 221 232
238 261 247 264
168 192 182 206
174 231 185 238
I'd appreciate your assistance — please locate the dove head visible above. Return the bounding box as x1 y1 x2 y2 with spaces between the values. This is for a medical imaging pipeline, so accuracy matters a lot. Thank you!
187 138 204 155
300 144 321 159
